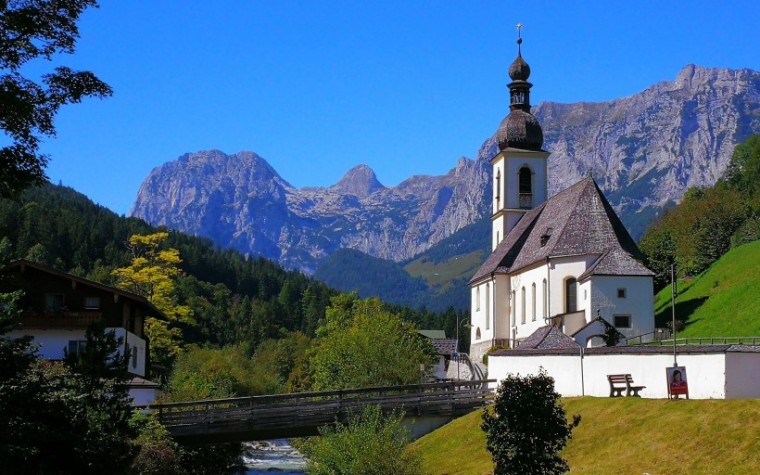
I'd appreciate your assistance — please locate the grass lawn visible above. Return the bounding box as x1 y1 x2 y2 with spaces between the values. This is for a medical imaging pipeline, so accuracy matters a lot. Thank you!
653 240 760 337
409 397 760 475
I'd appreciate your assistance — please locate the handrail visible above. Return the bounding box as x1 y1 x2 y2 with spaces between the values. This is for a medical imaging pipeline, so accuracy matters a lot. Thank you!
143 379 494 413
640 336 760 346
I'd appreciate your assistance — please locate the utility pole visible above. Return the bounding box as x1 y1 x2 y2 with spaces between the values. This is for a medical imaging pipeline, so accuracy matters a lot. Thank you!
671 263 677 366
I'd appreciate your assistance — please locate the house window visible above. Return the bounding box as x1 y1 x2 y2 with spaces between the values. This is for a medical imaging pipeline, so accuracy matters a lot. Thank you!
614 315 631 328
131 345 138 369
617 288 627 299
542 279 547 319
519 167 532 208
67 340 87 357
521 287 526 324
485 283 490 330
45 294 65 312
565 278 577 313
531 283 536 322
84 297 100 310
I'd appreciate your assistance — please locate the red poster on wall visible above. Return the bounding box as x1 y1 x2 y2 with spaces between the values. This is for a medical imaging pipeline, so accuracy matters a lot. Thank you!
666 366 689 399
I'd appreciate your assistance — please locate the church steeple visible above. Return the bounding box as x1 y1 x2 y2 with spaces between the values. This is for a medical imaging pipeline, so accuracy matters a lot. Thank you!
496 25 544 152
508 25 532 112
490 23 549 251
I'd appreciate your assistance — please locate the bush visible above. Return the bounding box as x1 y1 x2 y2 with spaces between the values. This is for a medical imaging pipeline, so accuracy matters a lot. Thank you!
301 405 422 475
482 370 580 475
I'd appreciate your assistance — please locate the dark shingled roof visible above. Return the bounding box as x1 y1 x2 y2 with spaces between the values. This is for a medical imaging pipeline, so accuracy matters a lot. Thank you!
470 177 651 284
429 338 457 356
516 325 580 350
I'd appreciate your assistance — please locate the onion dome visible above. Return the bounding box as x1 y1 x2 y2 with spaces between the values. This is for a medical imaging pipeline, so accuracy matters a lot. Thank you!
497 110 543 151
497 28 544 152
508 38 531 81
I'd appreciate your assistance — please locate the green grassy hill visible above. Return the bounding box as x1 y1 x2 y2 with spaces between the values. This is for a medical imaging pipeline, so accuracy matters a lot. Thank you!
410 397 760 475
653 240 760 337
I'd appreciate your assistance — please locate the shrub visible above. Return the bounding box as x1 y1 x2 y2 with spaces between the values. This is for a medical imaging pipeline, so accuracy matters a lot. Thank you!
482 370 580 475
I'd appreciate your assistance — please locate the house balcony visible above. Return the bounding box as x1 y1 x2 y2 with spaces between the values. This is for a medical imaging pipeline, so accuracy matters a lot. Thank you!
20 310 104 328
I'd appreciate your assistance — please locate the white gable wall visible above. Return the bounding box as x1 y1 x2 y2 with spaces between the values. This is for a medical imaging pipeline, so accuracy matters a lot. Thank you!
588 276 654 339
509 262 549 341
470 275 511 361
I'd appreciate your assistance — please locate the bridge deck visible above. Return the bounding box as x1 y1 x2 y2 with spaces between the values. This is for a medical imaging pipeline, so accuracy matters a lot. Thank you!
150 380 493 444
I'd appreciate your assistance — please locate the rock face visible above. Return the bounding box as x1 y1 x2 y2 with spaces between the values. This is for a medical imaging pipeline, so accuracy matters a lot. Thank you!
131 65 760 273
132 150 491 273
536 65 760 227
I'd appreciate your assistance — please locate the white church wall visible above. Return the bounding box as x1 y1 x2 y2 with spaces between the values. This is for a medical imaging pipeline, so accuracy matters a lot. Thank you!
510 263 550 341
487 349 753 399
590 276 654 339
547 255 597 317
470 284 491 346
503 154 548 210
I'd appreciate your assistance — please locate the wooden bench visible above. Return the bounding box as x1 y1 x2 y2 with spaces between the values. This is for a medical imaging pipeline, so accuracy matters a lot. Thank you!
607 374 646 397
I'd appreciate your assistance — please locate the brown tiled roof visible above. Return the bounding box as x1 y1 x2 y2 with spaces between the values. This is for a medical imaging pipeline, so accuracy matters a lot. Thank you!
470 177 650 284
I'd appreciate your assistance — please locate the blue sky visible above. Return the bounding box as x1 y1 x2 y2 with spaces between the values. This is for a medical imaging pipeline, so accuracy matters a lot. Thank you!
37 1 760 215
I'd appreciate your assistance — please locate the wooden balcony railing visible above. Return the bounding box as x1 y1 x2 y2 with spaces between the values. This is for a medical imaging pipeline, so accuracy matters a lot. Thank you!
20 311 103 328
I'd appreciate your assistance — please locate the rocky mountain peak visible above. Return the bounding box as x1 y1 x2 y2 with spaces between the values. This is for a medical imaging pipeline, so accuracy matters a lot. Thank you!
131 65 760 273
330 164 385 197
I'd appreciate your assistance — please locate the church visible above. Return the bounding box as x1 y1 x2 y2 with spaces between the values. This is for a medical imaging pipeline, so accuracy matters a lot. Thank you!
468 33 655 363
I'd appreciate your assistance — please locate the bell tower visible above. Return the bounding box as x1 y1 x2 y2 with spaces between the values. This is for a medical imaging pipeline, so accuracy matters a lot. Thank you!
491 25 549 250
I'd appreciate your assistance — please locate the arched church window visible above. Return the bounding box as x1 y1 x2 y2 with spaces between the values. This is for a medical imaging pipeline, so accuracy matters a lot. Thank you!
542 278 548 318
519 167 532 208
565 278 577 313
521 286 526 324
531 283 536 321
476 327 481 340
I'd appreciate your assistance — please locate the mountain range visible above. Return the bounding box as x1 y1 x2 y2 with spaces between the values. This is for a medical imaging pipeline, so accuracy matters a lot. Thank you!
132 65 760 294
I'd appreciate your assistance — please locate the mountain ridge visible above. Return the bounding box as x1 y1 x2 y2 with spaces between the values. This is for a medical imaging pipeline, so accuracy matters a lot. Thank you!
131 65 760 275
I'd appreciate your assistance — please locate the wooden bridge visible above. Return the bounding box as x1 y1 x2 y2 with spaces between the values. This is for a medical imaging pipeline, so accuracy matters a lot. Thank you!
150 380 494 444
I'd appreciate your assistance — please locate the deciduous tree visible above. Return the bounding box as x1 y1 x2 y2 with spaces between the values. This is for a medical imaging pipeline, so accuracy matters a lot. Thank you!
0 0 112 197
308 294 436 391
112 232 194 373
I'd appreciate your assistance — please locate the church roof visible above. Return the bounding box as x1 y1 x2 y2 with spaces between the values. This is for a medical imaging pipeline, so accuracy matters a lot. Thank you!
578 247 653 281
470 177 652 284
516 325 580 350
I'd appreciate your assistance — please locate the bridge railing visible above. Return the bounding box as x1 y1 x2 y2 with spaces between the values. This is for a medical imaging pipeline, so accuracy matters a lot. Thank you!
147 380 494 435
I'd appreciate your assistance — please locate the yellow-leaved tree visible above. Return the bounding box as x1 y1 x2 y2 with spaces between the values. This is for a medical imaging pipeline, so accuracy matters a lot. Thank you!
112 232 193 376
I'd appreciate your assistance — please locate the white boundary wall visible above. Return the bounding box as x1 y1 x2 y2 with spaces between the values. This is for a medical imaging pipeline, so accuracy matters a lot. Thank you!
488 347 760 399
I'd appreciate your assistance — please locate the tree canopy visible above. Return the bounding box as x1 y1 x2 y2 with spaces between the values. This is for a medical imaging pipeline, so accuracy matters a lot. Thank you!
307 294 437 391
640 135 760 288
482 370 580 475
0 0 112 198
